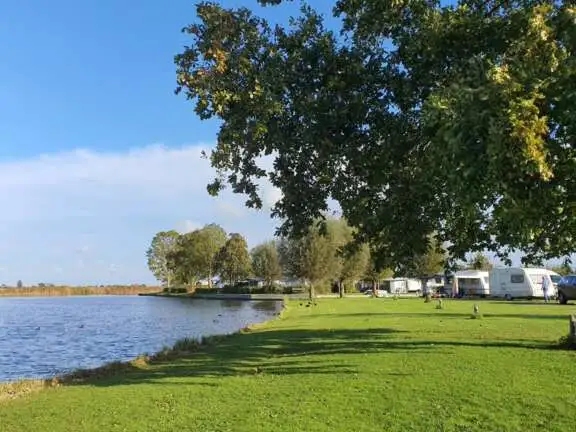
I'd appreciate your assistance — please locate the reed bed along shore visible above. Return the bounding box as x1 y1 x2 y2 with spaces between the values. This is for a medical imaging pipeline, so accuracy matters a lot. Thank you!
0 285 160 297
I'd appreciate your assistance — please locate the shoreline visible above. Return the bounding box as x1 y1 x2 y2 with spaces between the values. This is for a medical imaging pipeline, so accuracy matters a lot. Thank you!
140 292 299 301
140 292 375 300
0 299 288 402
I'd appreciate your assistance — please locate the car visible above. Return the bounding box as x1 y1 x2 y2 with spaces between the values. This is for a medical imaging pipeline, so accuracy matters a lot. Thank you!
556 274 576 304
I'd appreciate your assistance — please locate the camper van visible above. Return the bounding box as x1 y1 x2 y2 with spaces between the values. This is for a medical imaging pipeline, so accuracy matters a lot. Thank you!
453 270 490 297
381 278 423 295
489 267 561 300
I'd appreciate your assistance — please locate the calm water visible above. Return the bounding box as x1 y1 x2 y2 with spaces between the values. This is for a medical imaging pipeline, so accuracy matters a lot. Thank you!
0 296 280 382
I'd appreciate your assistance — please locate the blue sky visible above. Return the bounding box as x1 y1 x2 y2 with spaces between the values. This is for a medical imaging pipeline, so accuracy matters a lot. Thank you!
0 1 562 286
0 0 339 286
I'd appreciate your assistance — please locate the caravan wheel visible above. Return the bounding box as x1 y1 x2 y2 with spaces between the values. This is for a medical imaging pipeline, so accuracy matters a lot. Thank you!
504 294 512 301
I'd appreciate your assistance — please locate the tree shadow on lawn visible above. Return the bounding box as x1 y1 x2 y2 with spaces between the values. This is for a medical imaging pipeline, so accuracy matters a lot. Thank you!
68 327 559 389
313 312 572 320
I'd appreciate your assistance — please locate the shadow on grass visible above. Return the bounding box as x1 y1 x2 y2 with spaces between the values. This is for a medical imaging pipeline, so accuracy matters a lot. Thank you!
58 325 565 389
312 312 572 320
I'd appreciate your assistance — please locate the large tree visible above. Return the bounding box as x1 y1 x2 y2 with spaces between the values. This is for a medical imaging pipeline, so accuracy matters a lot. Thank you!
251 241 283 290
215 233 252 286
175 1 576 271
146 230 181 286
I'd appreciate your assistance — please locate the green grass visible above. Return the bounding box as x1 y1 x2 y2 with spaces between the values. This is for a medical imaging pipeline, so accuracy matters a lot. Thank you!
1 298 576 431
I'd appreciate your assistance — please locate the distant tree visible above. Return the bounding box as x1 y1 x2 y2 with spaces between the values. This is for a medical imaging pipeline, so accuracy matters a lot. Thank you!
365 258 394 295
251 241 283 290
278 224 339 300
16 280 23 288
167 231 206 286
161 225 227 288
197 224 227 287
468 252 494 271
550 260 573 276
277 237 302 280
328 218 370 297
215 233 252 286
339 243 370 296
146 230 181 286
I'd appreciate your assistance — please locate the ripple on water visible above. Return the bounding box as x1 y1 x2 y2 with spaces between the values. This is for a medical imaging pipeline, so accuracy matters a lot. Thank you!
0 296 280 382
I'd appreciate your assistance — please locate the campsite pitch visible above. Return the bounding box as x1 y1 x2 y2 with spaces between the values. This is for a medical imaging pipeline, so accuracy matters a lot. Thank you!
1 298 575 431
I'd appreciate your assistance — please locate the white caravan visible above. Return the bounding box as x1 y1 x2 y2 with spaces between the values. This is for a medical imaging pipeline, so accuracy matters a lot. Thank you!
453 270 490 297
489 267 561 300
424 274 445 295
381 278 423 295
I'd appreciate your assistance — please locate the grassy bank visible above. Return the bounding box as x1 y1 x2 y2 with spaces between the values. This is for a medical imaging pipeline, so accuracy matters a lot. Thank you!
1 299 576 431
0 285 160 297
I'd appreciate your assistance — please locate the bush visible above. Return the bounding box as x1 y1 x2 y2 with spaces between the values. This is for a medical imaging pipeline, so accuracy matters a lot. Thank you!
194 287 219 294
163 287 188 294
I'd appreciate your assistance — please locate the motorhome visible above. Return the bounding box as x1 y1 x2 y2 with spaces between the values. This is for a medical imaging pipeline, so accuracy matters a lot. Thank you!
381 278 423 295
489 267 561 300
452 270 490 297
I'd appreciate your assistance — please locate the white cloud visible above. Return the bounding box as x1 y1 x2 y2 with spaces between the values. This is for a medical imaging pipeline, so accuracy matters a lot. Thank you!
0 144 282 285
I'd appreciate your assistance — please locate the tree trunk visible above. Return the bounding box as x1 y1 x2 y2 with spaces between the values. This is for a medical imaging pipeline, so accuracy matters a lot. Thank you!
309 283 315 301
339 280 344 298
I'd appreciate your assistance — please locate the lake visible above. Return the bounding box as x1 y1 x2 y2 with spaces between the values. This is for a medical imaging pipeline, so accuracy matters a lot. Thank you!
0 296 281 382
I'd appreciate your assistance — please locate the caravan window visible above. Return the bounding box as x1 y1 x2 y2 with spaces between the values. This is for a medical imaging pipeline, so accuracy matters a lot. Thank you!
510 274 524 283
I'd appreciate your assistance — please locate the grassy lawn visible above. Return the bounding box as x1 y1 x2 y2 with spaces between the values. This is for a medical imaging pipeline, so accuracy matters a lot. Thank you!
1 298 576 431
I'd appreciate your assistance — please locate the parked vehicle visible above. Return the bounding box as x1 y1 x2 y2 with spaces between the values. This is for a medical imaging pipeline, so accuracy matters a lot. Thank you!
423 274 445 296
452 270 490 297
489 267 560 300
556 274 576 304
381 278 423 295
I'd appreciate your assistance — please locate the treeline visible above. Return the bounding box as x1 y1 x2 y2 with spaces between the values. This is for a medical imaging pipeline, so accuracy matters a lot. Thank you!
146 219 452 296
0 285 160 297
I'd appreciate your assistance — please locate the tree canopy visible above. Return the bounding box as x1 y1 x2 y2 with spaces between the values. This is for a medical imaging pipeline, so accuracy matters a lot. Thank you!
251 241 283 289
550 260 574 275
467 252 494 271
175 0 576 271
146 230 180 286
215 233 252 285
